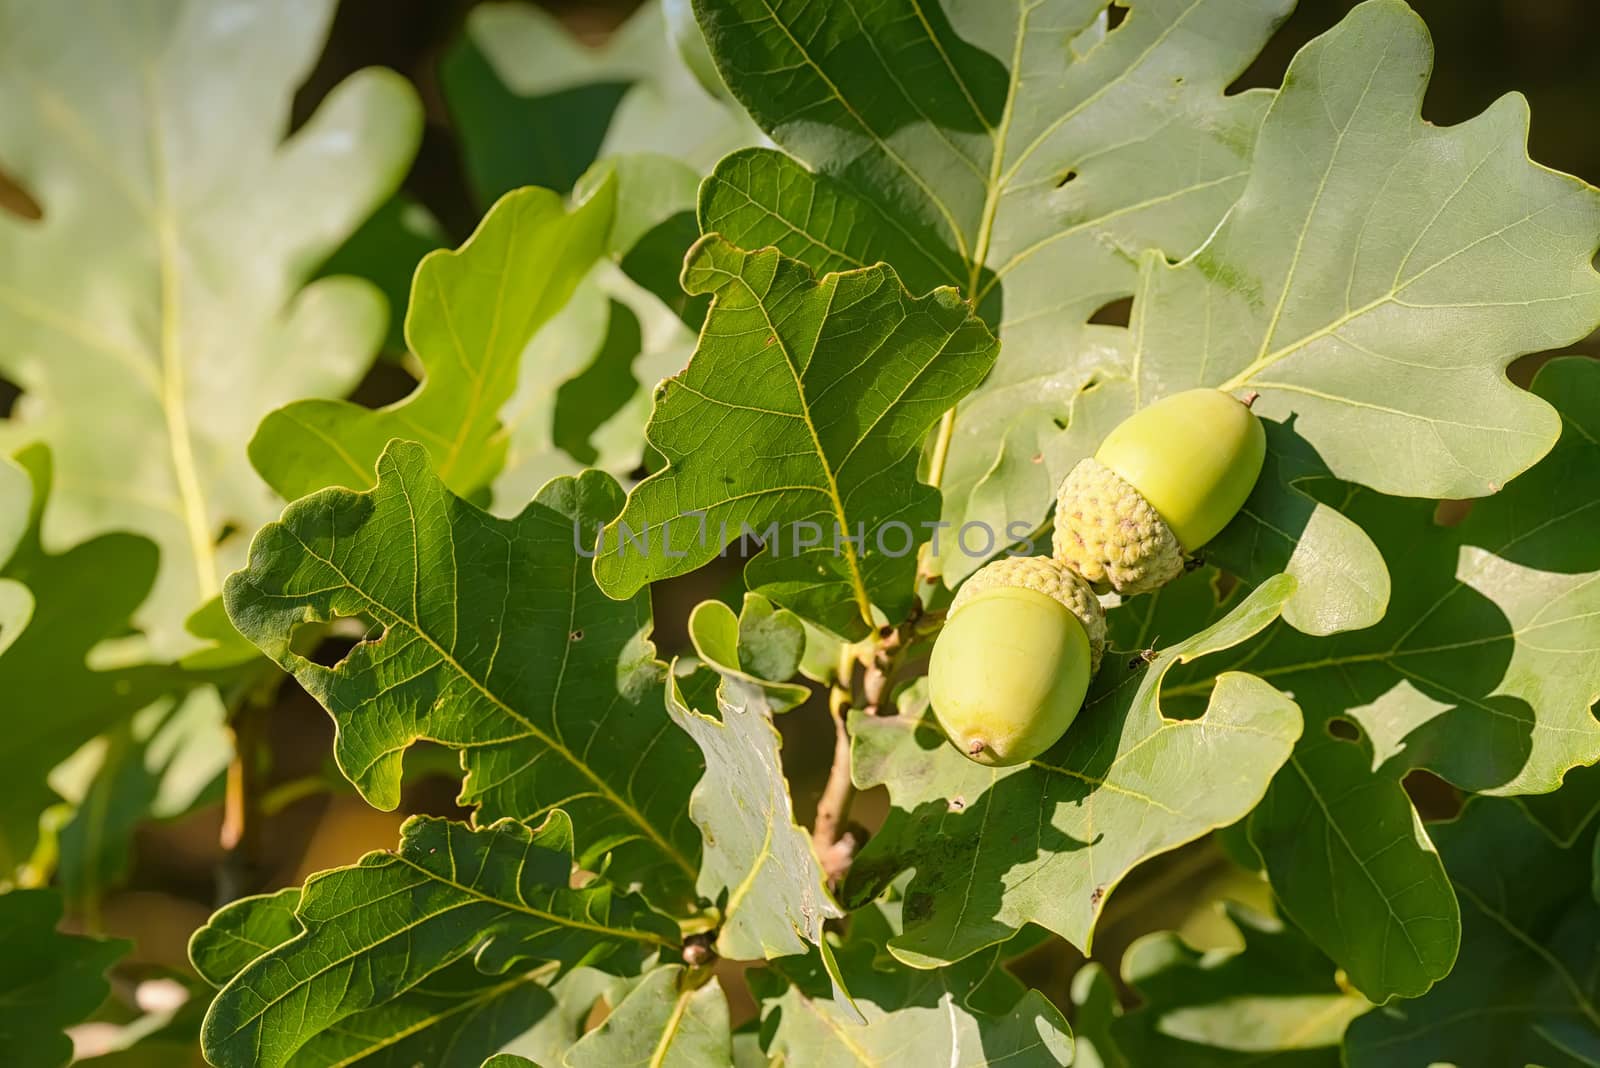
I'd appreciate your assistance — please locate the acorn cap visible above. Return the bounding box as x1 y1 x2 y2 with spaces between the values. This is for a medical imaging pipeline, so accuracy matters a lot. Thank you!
1053 458 1185 597
951 555 1107 672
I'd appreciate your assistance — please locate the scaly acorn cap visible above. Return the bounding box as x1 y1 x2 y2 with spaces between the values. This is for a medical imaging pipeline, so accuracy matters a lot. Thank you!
951 555 1106 672
1052 458 1185 597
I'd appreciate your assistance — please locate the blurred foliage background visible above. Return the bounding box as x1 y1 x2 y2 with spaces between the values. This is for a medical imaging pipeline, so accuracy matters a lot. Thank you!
13 0 1595 1058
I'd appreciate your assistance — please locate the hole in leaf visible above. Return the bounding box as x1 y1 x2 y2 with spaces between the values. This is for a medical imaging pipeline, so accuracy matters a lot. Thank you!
1432 499 1473 527
1326 716 1360 741
1403 769 1462 822
1055 168 1078 189
1088 297 1132 327
214 521 241 547
0 163 42 221
1173 74 1185 86
1105 2 1128 31
296 614 384 668
348 355 422 409
0 372 20 419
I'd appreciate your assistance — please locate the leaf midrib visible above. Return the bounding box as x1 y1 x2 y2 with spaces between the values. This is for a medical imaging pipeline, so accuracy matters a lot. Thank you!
729 267 876 629
147 64 218 603
277 521 698 881
321 965 555 1068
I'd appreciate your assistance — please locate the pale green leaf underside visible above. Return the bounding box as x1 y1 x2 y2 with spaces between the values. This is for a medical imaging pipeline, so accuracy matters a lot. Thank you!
593 235 997 638
755 908 1074 1068
250 180 615 503
565 966 732 1068
1134 0 1599 502
442 0 758 206
224 440 703 909
0 0 420 653
848 575 1302 965
1165 359 1600 1001
491 255 696 517
667 669 842 961
692 0 1290 584
199 814 674 1068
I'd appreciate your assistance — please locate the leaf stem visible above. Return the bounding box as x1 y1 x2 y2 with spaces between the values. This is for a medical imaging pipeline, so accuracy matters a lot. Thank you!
927 407 958 492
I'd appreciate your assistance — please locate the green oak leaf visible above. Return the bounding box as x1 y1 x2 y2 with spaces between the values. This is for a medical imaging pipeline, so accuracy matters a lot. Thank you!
1138 573 1457 1005
493 258 694 514
438 1 762 510
1084 0 1600 627
747 903 1073 1067
1155 358 1600 1001
686 594 810 708
1246 708 1459 1003
564 966 731 1068
1345 795 1600 1066
0 888 128 1068
845 575 1301 966
593 236 999 638
250 181 613 502
223 440 703 910
198 814 675 1068
191 886 620 1068
666 665 841 960
1141 0 1596 496
0 447 173 872
189 887 302 988
691 0 1290 583
0 0 421 654
441 0 757 207
1112 903 1367 1066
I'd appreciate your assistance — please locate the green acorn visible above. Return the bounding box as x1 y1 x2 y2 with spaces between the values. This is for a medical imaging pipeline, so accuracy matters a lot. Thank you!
1054 389 1266 596
930 556 1105 767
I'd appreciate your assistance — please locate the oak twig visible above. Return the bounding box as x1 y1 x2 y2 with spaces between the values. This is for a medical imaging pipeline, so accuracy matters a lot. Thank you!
814 644 860 885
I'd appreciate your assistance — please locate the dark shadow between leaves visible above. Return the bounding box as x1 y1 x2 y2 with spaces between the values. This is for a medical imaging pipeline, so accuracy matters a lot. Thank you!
441 37 631 206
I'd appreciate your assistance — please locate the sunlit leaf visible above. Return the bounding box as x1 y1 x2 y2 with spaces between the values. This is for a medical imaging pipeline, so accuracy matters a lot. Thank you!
845 576 1301 965
748 903 1073 1067
250 180 614 503
198 814 675 1068
224 441 703 910
594 236 998 638
0 0 421 652
565 966 731 1068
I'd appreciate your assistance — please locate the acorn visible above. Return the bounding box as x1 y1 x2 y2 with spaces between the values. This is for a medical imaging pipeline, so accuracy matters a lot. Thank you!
929 557 1104 767
1054 389 1265 596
